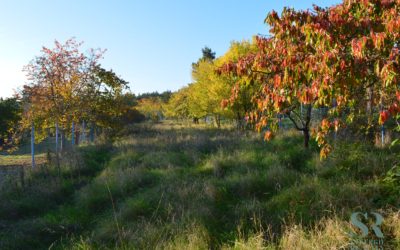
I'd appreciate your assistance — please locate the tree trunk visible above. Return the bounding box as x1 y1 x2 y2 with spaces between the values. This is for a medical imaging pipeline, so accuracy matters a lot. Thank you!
303 104 312 148
215 115 221 128
303 128 310 148
366 86 375 142
366 86 373 116
286 104 312 148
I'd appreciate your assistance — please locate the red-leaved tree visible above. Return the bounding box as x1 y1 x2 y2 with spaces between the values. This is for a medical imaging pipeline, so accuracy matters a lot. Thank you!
220 0 400 158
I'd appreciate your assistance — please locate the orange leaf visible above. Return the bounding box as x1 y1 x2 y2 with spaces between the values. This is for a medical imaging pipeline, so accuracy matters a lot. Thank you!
264 131 273 141
379 110 390 125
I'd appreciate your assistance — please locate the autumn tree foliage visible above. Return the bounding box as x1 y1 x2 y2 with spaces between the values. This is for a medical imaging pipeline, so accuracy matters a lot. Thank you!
166 43 257 128
216 40 260 130
21 38 129 143
220 0 400 157
86 66 131 131
166 47 230 126
220 8 330 149
136 97 165 122
190 58 233 127
323 0 400 139
165 86 192 120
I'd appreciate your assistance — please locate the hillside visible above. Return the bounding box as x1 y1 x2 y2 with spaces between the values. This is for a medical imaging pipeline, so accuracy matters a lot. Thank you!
0 121 399 249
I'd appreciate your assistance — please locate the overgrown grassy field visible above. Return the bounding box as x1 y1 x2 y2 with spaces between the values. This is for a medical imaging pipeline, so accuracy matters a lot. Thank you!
0 121 399 249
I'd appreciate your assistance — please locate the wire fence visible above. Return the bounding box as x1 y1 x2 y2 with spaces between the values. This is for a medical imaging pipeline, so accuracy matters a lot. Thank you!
0 108 396 186
0 121 98 168
0 121 101 189
202 106 395 147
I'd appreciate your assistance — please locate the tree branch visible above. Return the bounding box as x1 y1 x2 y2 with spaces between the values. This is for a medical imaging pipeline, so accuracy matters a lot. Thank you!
286 111 304 131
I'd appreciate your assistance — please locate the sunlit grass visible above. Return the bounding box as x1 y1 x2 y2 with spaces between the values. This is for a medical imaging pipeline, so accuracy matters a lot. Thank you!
0 153 46 166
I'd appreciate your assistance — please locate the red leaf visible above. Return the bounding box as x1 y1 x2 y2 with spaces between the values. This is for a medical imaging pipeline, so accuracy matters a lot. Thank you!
379 110 390 125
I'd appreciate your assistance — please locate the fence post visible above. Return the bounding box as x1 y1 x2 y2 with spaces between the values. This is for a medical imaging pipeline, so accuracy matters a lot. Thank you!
90 123 94 143
380 105 385 146
60 130 64 152
31 123 35 169
82 121 86 143
71 121 75 146
55 122 59 153
55 122 61 172
278 114 282 130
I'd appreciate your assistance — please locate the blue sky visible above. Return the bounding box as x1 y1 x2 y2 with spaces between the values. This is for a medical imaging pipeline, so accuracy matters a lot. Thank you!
0 0 341 98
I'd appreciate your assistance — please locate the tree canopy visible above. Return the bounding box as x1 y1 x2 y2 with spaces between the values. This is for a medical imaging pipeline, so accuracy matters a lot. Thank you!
21 38 130 141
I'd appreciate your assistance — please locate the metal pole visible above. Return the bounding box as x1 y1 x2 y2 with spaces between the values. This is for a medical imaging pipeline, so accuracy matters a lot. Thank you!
31 123 35 168
90 123 94 143
71 121 75 146
278 114 282 130
55 122 59 154
82 121 86 143
55 121 61 172
60 130 64 152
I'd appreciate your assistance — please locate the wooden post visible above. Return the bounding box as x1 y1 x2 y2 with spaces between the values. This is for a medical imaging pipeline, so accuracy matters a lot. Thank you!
31 123 35 169
71 121 75 146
